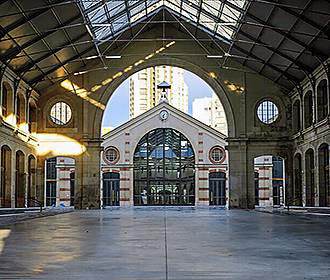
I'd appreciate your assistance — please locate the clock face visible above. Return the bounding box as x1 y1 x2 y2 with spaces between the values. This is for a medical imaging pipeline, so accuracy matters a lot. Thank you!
160 110 169 121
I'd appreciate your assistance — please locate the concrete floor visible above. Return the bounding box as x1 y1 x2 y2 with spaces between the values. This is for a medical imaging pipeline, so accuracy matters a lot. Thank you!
0 208 329 280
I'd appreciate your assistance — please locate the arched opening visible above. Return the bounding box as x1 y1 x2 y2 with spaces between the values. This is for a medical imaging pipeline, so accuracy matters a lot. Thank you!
27 155 37 207
15 150 25 208
254 155 285 207
304 90 313 129
318 144 329 207
209 172 226 206
133 128 195 206
0 145 12 208
305 148 315 207
28 101 37 133
102 172 120 207
102 65 229 136
293 153 303 206
1 82 13 121
317 80 328 122
16 93 26 129
292 99 301 133
45 157 76 207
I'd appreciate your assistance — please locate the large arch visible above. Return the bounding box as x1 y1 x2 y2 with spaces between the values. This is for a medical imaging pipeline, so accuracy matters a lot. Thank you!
93 57 236 139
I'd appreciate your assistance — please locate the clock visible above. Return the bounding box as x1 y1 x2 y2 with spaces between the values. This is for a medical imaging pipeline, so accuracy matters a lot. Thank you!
159 110 169 121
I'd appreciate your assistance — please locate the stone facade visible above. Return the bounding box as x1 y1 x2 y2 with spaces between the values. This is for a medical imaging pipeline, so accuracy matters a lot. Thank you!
101 102 228 207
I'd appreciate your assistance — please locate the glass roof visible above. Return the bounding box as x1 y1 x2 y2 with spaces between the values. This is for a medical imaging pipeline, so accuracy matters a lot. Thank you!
78 0 248 43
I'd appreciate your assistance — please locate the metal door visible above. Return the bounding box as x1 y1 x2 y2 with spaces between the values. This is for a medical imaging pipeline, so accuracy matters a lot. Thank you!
209 172 226 206
103 172 120 206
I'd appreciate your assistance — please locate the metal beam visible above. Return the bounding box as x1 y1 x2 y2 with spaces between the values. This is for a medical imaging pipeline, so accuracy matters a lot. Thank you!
1 14 82 61
0 8 50 39
17 32 89 75
29 46 95 86
277 3 330 38
224 0 329 59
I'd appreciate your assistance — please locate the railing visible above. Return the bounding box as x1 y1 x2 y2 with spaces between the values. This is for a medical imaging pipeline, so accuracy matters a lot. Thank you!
0 198 43 213
26 197 43 213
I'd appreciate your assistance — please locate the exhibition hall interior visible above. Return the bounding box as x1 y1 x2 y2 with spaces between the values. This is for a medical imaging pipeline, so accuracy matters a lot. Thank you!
0 0 329 279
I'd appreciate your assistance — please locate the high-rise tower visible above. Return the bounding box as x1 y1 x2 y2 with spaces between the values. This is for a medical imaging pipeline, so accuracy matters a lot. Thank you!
129 66 188 119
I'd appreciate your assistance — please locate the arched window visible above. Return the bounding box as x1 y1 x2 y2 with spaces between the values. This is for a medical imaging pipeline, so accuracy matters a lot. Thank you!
1 82 13 120
27 155 37 207
293 153 302 206
304 91 313 129
318 144 329 207
305 149 315 206
16 93 26 128
133 128 195 206
28 101 37 133
2 83 8 117
317 80 328 122
15 151 25 208
292 99 301 133
1 145 12 208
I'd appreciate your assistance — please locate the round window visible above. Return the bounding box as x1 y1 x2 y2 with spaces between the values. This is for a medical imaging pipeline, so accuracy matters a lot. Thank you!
257 100 279 124
50 102 72 125
104 147 120 164
209 146 226 163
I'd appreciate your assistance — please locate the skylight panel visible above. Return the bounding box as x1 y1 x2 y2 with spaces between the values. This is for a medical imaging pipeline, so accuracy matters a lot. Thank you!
78 0 248 42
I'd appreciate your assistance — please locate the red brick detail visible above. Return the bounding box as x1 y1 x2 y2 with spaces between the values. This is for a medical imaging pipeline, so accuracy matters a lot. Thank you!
120 178 130 181
258 187 269 190
199 187 209 191
198 167 209 171
58 178 71 181
111 170 120 173
120 188 130 191
120 198 130 201
258 177 270 180
125 159 130 162
199 177 208 181
198 141 203 144
199 198 209 201
59 188 70 191
120 167 130 171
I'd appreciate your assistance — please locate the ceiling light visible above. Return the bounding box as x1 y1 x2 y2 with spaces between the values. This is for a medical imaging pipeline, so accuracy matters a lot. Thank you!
104 55 122 59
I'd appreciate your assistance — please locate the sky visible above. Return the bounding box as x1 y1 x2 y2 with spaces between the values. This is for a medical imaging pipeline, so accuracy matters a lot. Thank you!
102 69 215 129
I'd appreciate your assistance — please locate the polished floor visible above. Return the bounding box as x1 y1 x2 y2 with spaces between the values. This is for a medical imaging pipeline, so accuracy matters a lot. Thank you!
0 208 330 280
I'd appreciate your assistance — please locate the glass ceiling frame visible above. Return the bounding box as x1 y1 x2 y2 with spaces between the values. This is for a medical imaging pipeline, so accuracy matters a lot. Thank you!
78 0 248 45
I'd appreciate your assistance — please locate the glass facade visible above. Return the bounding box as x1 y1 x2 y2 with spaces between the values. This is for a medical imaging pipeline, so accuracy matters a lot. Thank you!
133 128 195 205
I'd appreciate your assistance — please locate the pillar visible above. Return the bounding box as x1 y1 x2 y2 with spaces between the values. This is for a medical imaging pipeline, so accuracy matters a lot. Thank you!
227 139 255 209
74 142 101 209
